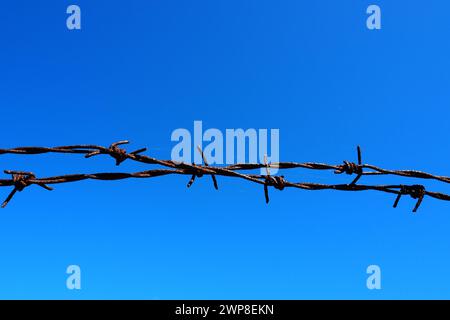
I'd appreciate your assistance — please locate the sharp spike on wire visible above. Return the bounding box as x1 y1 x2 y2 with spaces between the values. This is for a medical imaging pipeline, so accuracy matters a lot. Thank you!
1 170 52 208
349 145 363 185
393 185 426 213
264 155 270 203
196 145 218 190
111 140 130 147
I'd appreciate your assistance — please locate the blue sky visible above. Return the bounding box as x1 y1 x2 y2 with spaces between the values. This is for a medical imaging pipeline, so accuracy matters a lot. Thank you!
0 0 449 299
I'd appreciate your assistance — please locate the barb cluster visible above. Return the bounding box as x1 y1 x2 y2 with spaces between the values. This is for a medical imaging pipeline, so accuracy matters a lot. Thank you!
0 141 449 212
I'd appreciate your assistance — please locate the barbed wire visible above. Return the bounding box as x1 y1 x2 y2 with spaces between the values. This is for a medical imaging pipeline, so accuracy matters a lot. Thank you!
0 141 448 212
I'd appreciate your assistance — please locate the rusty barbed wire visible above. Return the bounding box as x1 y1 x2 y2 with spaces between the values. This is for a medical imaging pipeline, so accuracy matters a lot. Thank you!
0 141 449 212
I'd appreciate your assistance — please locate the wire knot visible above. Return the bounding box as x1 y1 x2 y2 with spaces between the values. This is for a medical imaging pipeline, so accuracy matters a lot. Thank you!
11 171 35 192
108 143 128 166
334 146 364 185
2 170 53 208
265 175 286 191
338 161 362 175
85 141 147 166
393 184 426 213
264 175 286 204
401 185 425 199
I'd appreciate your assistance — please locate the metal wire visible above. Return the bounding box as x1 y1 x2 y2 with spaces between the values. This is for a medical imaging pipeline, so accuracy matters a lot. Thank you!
0 141 448 212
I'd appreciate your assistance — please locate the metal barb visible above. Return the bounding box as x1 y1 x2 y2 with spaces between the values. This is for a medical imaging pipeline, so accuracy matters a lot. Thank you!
196 146 218 190
393 185 426 213
85 140 147 166
1 170 52 208
263 155 271 203
335 146 363 185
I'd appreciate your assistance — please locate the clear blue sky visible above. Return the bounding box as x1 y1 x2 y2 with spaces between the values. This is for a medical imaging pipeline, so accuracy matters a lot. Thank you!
0 0 449 299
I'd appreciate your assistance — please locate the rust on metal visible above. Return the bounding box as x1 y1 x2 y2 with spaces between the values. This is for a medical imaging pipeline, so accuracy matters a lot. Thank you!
0 142 448 212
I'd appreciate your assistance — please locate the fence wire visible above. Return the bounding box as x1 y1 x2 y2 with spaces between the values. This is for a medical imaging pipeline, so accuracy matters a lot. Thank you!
0 141 449 212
